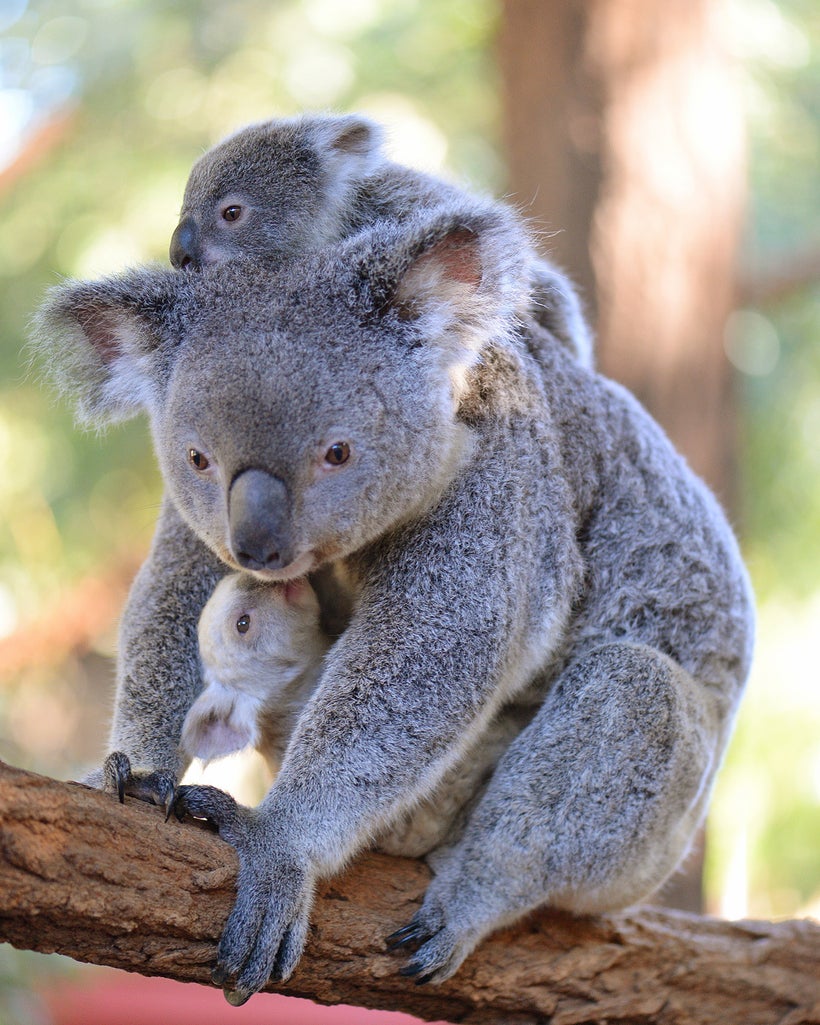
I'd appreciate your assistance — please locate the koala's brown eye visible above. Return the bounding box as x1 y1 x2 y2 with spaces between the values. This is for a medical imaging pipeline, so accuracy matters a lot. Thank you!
324 442 350 466
188 448 210 472
222 205 242 222
236 614 250 634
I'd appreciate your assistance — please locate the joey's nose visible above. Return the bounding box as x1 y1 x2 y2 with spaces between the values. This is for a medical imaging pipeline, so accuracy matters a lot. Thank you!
169 216 200 270
229 468 289 572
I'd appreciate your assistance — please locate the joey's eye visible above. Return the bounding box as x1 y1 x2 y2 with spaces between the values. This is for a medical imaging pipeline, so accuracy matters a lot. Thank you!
188 448 210 472
236 614 250 634
324 442 350 467
222 205 242 222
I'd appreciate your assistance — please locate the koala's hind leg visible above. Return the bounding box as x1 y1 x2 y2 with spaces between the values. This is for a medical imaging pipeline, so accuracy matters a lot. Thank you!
389 642 722 983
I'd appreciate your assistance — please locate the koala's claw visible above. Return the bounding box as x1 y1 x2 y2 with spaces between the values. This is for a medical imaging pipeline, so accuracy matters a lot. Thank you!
401 964 438 986
388 906 473 984
172 784 241 835
101 751 177 816
172 787 313 1004
103 751 130 803
223 987 253 1007
385 918 427 951
398 961 427 978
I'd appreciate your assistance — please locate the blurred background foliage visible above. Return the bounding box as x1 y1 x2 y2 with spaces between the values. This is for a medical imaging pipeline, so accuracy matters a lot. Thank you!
0 0 818 1014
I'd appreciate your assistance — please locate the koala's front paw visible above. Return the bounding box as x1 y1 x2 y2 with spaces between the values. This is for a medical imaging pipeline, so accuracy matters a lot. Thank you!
174 784 313 1006
386 900 477 985
102 751 177 819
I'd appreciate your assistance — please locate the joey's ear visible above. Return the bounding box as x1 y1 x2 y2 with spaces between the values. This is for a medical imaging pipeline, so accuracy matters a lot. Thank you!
309 113 384 180
30 269 179 427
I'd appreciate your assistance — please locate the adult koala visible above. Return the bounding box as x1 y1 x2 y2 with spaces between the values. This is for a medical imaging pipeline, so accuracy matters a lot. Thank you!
34 204 754 1005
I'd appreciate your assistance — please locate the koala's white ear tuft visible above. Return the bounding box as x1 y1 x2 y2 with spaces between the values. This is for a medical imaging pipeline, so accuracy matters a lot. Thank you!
330 115 383 158
30 271 175 428
180 685 259 762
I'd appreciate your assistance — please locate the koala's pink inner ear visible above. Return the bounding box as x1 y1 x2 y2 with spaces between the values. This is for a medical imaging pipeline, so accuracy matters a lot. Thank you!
332 119 377 157
75 308 128 364
393 227 483 319
427 228 483 286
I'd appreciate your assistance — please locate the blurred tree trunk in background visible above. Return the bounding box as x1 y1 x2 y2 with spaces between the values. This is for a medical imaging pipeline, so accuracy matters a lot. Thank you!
498 0 746 912
498 0 745 507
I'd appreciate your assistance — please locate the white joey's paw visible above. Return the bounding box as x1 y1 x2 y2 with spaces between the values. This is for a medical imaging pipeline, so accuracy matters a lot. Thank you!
173 784 313 1005
101 751 177 819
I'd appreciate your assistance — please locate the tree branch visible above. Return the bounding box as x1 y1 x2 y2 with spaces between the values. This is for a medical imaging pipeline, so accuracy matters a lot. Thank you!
1 761 817 1024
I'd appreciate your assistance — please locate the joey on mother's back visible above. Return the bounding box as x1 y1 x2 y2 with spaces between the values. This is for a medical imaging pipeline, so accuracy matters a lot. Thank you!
169 111 594 367
34 206 754 1004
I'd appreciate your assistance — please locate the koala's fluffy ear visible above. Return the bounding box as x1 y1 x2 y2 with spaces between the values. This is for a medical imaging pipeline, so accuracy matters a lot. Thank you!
304 113 384 181
393 226 483 318
368 206 530 369
31 268 180 427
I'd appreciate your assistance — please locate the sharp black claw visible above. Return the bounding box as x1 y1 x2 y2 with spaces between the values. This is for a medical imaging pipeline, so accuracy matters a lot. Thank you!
163 785 176 822
171 791 187 822
386 932 421 951
399 962 425 978
211 965 228 986
386 921 426 950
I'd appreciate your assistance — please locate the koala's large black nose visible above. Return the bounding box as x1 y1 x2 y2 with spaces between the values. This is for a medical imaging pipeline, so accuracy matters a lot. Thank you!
169 216 200 270
229 468 289 571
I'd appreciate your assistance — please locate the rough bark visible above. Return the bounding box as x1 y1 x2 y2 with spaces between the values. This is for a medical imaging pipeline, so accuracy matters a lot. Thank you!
1 761 817 1025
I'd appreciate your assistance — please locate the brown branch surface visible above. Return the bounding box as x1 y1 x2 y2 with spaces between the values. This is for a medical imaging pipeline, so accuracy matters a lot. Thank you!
1 760 818 1024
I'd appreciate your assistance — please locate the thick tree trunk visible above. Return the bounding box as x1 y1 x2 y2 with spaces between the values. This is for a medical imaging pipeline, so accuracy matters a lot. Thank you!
499 0 744 504
1 762 817 1025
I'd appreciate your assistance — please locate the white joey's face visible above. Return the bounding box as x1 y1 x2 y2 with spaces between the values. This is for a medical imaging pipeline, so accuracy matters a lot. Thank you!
198 573 321 690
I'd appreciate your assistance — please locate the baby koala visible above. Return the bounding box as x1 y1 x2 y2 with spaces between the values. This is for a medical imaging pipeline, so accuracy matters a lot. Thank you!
169 112 593 367
181 573 328 772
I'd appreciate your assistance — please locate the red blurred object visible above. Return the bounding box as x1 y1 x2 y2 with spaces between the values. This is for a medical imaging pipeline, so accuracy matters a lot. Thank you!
43 967 452 1025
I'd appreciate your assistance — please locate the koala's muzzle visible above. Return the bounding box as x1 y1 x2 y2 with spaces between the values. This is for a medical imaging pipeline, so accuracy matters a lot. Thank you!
169 216 200 270
229 468 290 572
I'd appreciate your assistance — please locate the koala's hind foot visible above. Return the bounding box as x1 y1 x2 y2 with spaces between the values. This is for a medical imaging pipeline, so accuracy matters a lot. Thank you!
386 908 473 985
101 751 177 819
173 784 315 1005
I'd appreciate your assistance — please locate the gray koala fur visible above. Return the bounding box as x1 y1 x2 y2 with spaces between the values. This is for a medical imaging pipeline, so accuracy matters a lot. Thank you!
33 202 754 1004
195 571 528 861
170 112 593 367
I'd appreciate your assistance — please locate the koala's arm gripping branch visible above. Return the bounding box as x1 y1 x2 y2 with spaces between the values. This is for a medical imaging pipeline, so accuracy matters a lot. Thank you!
109 497 226 778
1 762 817 1025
